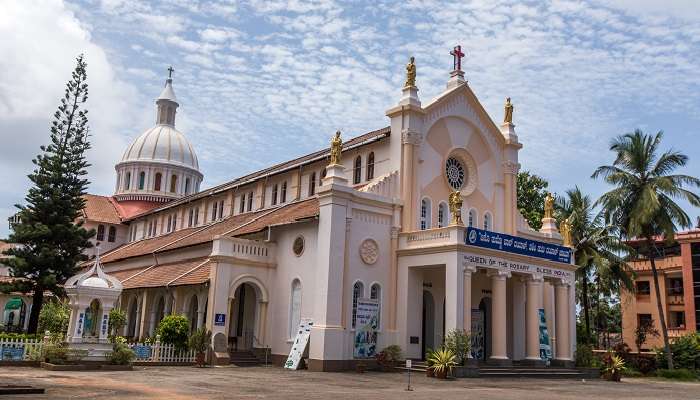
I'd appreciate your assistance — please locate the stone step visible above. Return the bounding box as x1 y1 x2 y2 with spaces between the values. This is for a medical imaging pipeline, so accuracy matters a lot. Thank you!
229 351 260 367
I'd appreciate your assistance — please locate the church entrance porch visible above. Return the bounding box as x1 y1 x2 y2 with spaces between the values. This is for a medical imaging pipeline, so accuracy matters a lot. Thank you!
229 282 259 351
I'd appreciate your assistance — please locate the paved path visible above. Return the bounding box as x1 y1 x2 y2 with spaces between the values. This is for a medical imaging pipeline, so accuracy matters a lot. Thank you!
0 365 698 399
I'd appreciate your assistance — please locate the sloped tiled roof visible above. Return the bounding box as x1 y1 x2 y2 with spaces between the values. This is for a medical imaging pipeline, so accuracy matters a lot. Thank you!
82 194 122 224
115 258 210 289
100 198 320 265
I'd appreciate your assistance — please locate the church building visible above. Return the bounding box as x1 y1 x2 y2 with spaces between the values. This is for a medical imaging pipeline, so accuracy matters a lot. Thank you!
85 47 576 371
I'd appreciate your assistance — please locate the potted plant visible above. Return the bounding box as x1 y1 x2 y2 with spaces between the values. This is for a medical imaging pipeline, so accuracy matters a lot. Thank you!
188 327 212 367
375 345 403 372
428 348 457 379
602 352 626 382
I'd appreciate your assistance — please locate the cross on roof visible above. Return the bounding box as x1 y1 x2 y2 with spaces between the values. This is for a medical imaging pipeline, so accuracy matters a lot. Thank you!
450 45 465 72
167 66 175 79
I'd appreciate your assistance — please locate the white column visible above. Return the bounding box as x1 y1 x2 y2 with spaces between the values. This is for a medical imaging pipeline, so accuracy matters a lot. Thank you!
99 306 113 343
444 255 464 333
462 266 476 333
70 304 85 343
489 270 510 364
555 281 572 362
525 274 544 363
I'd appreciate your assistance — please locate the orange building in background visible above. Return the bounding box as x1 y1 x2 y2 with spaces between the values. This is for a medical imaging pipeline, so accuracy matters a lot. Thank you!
621 228 700 351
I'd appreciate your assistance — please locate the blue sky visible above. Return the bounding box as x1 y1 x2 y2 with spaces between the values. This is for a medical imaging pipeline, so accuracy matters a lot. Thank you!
1 0 700 238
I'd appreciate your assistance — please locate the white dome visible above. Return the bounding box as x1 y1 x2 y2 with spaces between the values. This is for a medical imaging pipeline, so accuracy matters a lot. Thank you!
82 276 110 288
120 125 200 171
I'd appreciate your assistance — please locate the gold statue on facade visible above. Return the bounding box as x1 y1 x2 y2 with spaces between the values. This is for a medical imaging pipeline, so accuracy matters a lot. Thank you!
504 97 514 124
560 217 573 248
404 56 416 88
449 191 463 226
543 192 554 219
329 130 342 166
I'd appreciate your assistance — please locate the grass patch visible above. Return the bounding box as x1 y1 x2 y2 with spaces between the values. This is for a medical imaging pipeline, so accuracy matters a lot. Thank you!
656 369 699 381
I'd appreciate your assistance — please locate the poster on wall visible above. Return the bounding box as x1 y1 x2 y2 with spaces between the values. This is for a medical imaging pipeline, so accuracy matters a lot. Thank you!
353 299 379 359
538 309 552 363
284 318 313 370
470 309 484 360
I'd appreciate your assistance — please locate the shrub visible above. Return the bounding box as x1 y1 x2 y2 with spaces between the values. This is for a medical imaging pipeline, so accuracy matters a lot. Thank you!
602 352 626 382
156 315 190 352
656 368 698 381
428 348 457 378
656 332 700 370
108 308 127 337
612 342 632 363
0 333 40 340
109 336 136 365
575 343 594 367
375 345 403 369
634 356 656 375
38 300 70 335
444 329 471 366
188 327 212 354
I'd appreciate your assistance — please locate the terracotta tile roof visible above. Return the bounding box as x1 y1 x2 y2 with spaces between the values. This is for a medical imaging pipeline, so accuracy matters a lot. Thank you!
100 198 320 265
117 258 210 289
111 200 163 220
82 194 122 224
108 266 153 283
127 126 390 220
100 227 200 263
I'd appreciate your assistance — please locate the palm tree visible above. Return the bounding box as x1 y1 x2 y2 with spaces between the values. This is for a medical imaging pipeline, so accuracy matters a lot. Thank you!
593 130 700 369
555 187 633 346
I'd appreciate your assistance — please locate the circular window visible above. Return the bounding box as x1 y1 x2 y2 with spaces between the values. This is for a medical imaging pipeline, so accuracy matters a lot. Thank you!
445 157 466 190
292 236 304 257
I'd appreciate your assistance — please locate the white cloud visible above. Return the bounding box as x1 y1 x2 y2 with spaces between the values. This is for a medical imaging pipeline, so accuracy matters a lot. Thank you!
0 0 139 237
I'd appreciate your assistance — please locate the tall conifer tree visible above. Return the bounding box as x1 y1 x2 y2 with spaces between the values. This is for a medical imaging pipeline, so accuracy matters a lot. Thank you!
2 55 94 333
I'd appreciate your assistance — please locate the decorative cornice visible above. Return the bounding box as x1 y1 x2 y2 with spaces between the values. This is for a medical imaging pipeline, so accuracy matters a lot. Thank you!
502 160 521 175
401 128 423 145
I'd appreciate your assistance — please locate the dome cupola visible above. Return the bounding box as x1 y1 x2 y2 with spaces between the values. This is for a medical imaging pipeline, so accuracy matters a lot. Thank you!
114 67 203 203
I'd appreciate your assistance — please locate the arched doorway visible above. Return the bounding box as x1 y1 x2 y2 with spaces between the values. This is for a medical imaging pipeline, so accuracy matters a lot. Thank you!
126 298 138 338
230 283 259 351
421 290 435 359
474 297 492 361
188 295 199 334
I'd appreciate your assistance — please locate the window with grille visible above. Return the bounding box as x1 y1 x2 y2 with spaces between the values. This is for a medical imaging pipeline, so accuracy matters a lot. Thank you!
352 281 364 329
353 156 362 184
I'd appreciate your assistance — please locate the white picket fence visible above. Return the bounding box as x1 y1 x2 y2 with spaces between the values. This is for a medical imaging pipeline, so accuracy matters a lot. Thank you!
0 337 43 361
128 341 196 363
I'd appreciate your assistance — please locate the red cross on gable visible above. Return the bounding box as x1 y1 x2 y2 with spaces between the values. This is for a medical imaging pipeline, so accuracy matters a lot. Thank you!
450 45 465 72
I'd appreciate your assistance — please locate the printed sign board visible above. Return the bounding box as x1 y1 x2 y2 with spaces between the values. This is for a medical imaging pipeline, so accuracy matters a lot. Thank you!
284 318 313 370
0 346 24 361
353 299 379 359
538 309 552 362
470 309 484 360
132 345 152 359
465 227 572 264
462 253 574 282
214 313 226 326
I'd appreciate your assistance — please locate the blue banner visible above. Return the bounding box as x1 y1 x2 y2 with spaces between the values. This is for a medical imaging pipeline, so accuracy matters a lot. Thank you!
465 227 571 264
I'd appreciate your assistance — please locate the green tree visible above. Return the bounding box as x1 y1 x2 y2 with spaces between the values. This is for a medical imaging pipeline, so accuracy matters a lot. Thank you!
156 315 190 352
517 171 549 230
108 308 127 337
1 55 93 333
593 129 700 369
556 186 632 345
38 299 70 335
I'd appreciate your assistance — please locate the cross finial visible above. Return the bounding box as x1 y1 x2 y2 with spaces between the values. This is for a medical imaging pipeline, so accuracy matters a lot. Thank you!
167 66 174 79
450 45 465 72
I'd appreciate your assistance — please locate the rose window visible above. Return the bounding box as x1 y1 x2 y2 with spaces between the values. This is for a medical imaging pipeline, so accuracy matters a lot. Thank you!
445 157 466 190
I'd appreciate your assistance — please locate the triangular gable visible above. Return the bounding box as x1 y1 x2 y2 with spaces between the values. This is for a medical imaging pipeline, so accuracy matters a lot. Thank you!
422 83 506 155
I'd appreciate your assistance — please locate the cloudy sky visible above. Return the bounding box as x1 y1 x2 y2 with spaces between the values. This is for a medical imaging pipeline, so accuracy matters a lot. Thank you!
1 0 700 237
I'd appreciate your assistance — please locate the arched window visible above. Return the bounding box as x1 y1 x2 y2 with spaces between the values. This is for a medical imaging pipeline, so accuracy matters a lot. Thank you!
124 172 131 190
108 226 116 242
319 168 327 186
218 200 224 219
353 156 362 184
271 184 278 206
438 202 448 228
193 207 200 226
170 175 177 193
188 208 194 227
171 214 177 231
184 178 191 194
366 152 375 180
247 191 254 211
289 279 302 339
352 281 364 329
483 212 492 230
188 295 199 333
420 198 431 230
96 224 105 241
309 172 316 196
370 283 381 329
468 209 477 228
138 171 146 190
154 173 162 191
211 202 218 221
281 182 287 203
239 194 246 213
